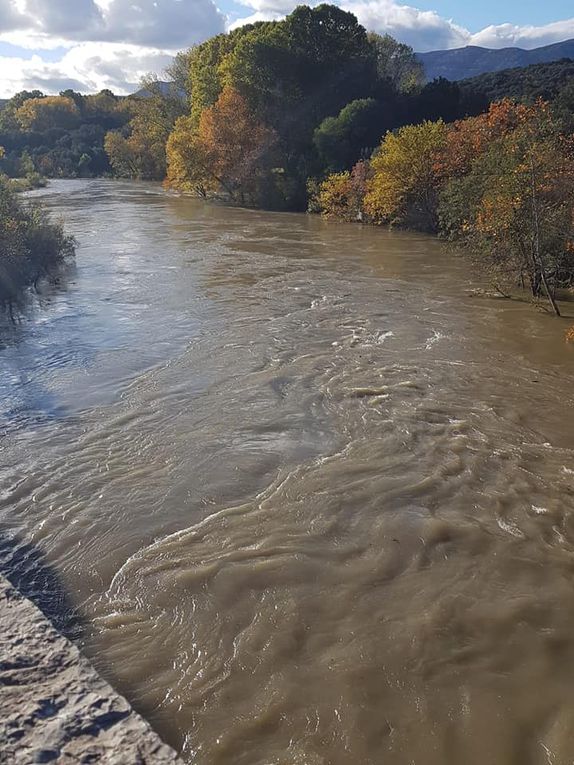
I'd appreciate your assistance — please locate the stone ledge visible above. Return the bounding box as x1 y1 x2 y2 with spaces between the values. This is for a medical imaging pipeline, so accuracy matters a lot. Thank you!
0 575 182 764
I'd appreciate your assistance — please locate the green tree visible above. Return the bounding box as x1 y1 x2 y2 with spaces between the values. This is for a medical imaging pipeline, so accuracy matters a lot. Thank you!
166 49 196 103
313 98 391 172
367 33 424 93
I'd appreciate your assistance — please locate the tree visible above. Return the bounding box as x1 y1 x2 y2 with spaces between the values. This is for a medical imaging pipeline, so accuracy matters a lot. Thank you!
16 96 81 132
167 87 277 204
313 98 389 173
411 78 464 123
364 120 448 230
435 99 542 179
310 160 370 220
367 33 423 93
0 91 45 130
439 105 574 310
166 49 196 103
104 130 139 178
189 30 249 126
105 84 186 180
0 173 75 310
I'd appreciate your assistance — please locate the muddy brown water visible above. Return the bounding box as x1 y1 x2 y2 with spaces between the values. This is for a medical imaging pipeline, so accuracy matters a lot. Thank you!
2 179 574 764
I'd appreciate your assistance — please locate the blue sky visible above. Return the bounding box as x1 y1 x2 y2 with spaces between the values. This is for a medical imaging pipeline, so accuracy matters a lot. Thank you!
0 0 572 96
393 0 574 30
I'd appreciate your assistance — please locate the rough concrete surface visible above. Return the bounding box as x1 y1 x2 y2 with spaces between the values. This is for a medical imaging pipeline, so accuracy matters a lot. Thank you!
0 576 182 764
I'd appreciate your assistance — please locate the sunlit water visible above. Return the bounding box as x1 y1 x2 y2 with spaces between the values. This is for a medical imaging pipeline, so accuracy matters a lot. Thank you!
2 179 574 764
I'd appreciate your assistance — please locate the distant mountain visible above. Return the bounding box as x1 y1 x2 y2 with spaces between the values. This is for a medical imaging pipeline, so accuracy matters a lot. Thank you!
132 81 184 99
418 39 574 82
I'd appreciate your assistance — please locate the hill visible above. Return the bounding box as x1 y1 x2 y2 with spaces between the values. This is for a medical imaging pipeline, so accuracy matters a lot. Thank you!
458 58 574 102
418 38 574 81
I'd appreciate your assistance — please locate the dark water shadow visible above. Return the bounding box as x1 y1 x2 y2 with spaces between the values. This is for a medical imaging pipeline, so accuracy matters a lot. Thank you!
0 261 77 339
0 532 82 643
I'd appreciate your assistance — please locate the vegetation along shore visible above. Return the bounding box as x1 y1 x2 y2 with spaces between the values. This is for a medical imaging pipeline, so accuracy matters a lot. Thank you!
1 4 573 327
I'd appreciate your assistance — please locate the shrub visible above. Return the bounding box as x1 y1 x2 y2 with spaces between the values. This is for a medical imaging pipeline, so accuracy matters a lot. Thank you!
311 161 370 221
0 175 75 309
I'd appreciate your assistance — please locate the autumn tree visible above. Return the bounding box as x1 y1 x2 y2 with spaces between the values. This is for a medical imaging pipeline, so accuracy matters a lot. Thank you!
439 106 574 311
0 90 44 130
105 83 186 181
364 120 448 230
435 99 542 178
16 96 81 132
310 160 370 220
167 86 276 204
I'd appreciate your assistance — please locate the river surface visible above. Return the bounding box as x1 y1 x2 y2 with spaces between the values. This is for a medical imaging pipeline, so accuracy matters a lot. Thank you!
2 179 574 764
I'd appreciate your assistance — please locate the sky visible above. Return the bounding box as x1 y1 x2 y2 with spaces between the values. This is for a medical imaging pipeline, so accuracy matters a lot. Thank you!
0 0 572 97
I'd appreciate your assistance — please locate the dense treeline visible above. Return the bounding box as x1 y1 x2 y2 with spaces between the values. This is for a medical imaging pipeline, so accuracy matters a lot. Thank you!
459 59 574 130
0 89 129 179
160 5 486 209
0 86 186 181
313 100 574 314
459 59 574 104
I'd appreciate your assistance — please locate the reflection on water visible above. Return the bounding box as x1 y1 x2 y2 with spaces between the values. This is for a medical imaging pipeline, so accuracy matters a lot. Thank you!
1 180 574 764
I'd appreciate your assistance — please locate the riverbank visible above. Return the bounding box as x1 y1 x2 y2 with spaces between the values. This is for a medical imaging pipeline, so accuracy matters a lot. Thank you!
0 574 182 764
0 175 74 311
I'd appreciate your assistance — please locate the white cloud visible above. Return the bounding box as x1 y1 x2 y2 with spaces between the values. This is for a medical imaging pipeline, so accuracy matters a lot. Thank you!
469 18 574 49
339 0 469 50
228 10 285 30
236 0 300 14
0 0 226 96
1 0 226 48
101 0 226 47
0 43 174 97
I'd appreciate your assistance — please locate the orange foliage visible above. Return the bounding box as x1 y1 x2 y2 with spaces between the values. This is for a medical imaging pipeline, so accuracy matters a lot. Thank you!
167 86 276 200
197 86 276 195
435 99 551 178
567 325 574 343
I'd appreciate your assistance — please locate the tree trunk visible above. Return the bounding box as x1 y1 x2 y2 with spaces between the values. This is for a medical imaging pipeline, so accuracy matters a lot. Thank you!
530 156 560 316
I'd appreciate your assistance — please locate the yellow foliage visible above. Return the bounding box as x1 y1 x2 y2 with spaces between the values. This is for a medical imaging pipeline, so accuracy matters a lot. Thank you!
15 96 80 131
364 120 447 229
166 116 211 192
315 172 353 219
313 162 369 221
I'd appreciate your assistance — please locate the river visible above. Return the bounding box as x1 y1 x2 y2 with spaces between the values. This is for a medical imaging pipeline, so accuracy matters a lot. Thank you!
2 179 574 764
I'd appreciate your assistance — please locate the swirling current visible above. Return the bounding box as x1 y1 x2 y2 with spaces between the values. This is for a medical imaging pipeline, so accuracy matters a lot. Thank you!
1 180 574 764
